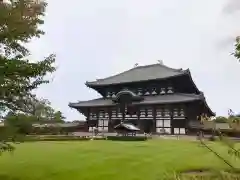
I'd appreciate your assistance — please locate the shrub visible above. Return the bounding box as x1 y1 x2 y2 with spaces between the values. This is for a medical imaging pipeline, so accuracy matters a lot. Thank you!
20 135 105 142
214 116 228 123
106 136 147 141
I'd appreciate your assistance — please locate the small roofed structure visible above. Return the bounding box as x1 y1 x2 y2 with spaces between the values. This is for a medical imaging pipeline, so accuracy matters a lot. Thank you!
114 123 140 136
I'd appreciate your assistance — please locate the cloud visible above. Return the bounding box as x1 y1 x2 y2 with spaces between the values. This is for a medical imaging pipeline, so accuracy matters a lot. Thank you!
223 0 240 14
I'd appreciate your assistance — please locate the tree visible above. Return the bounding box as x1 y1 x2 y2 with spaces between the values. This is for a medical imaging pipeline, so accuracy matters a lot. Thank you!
4 112 33 135
234 37 240 61
0 0 55 115
52 111 65 122
197 113 240 172
0 0 55 153
214 116 228 123
26 96 65 122
26 95 52 121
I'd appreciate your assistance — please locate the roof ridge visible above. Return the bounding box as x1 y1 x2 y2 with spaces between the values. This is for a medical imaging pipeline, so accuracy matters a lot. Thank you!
86 63 184 84
89 67 136 82
135 63 183 72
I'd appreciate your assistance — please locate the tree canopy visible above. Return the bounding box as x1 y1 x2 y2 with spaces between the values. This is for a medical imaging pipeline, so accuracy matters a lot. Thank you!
0 0 55 116
234 37 240 61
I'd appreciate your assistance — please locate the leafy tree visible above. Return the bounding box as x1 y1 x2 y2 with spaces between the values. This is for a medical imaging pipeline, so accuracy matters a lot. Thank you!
4 112 33 135
214 116 228 123
198 113 240 171
52 111 65 122
0 0 56 115
26 96 52 122
26 96 65 122
234 37 240 61
0 0 55 153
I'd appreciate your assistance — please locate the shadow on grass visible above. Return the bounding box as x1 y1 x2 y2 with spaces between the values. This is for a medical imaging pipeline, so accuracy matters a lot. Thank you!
0 174 21 180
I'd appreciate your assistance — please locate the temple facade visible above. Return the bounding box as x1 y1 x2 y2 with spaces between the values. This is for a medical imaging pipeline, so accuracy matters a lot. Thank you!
69 63 214 135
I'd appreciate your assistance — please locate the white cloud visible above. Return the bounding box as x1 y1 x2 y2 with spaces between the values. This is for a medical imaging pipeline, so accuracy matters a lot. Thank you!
223 0 240 13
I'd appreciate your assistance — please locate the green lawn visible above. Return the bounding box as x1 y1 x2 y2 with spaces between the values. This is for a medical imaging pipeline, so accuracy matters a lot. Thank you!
0 139 238 180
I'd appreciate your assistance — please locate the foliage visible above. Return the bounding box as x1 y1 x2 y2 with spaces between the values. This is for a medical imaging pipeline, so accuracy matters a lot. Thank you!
0 0 56 154
0 0 56 115
198 113 240 170
107 136 148 141
214 116 228 123
4 112 33 134
53 111 65 122
21 135 107 142
228 116 240 130
3 98 66 135
234 36 240 61
23 96 65 122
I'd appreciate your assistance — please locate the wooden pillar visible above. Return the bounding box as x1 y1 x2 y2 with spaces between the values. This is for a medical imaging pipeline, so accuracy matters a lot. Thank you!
170 105 174 135
152 105 156 133
108 107 112 132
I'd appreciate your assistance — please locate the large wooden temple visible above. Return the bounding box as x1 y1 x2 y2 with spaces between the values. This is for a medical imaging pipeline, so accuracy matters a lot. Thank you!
69 63 214 135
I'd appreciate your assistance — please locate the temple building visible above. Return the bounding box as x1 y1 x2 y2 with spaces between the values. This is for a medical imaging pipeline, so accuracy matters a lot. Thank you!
69 63 214 135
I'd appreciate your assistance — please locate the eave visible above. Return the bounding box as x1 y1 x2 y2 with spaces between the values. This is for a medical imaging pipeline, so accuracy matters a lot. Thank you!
69 93 205 109
85 71 188 89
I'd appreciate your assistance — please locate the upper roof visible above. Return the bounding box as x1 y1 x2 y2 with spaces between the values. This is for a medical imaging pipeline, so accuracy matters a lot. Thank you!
86 63 187 87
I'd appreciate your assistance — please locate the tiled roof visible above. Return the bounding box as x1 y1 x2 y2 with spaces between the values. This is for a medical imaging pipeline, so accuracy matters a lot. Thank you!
86 63 186 86
32 122 84 128
114 123 140 131
69 93 203 108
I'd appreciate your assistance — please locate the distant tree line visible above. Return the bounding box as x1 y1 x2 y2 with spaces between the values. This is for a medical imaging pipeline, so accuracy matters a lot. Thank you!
2 96 67 135
214 115 240 124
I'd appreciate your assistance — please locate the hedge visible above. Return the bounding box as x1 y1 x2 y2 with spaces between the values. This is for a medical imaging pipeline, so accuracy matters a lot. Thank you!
11 135 150 142
19 135 106 142
106 136 148 141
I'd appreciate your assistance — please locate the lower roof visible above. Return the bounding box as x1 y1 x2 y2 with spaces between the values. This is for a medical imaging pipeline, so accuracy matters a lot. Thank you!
114 123 140 131
69 93 204 108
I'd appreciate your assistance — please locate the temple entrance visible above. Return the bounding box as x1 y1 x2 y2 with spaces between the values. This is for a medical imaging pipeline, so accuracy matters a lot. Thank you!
139 119 153 133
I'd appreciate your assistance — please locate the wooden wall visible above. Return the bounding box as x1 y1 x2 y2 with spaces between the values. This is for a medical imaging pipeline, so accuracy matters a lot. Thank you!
86 103 198 135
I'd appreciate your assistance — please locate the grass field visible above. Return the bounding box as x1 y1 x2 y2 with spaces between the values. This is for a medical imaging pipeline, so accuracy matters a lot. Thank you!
0 139 238 180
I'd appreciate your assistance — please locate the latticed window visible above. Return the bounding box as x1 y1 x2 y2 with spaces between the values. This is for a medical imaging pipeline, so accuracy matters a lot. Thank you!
98 119 109 132
164 120 171 127
174 128 185 134
156 120 163 127
156 119 171 134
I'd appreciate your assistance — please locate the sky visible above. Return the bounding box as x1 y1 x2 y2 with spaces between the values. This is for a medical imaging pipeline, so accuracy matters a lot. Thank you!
28 0 240 121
